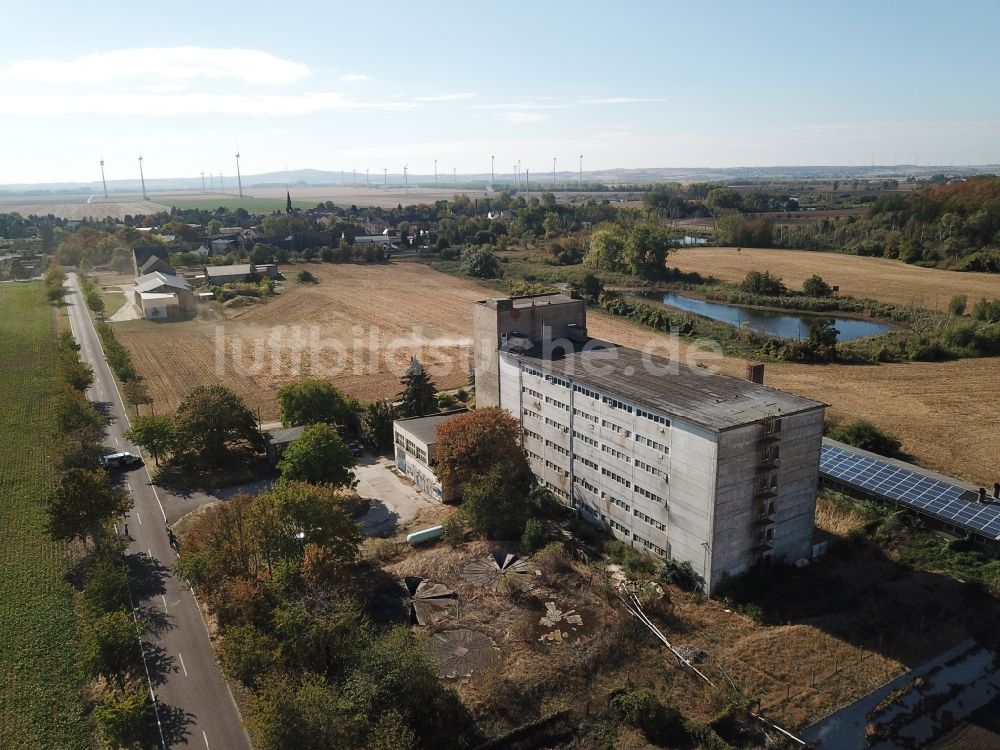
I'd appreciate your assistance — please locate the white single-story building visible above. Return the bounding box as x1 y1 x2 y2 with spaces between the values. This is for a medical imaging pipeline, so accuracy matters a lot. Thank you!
133 271 195 319
393 409 468 502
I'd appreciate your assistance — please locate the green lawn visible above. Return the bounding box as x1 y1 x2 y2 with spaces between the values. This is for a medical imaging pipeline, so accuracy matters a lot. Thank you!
0 283 87 749
167 196 288 212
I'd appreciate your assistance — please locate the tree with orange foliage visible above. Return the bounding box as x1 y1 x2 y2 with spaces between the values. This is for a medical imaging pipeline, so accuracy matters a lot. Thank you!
434 407 531 502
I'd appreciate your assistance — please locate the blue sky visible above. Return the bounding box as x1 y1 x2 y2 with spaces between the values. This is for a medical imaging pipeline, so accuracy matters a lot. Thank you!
2 0 999 184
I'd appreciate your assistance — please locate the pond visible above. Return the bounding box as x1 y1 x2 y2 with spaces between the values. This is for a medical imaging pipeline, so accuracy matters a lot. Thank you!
627 291 891 342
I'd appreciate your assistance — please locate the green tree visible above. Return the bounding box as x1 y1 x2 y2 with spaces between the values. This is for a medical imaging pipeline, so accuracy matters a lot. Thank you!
521 518 545 553
92 688 156 750
584 223 627 271
83 558 131 617
363 399 396 452
802 274 833 297
577 272 604 302
739 270 786 295
277 423 357 487
622 222 674 277
206 218 223 235
277 379 354 427
805 318 839 361
396 359 438 417
460 246 500 279
45 468 130 545
55 354 94 392
81 610 141 687
125 415 175 466
121 378 153 415
462 466 528 538
219 624 280 688
172 385 262 465
971 298 1000 323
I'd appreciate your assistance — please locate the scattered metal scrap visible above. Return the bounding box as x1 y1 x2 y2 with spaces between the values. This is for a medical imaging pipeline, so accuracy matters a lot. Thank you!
399 576 457 625
538 601 585 643
461 550 539 594
675 645 709 664
430 629 500 679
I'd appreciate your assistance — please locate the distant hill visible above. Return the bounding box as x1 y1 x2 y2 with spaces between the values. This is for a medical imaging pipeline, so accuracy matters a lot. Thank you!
2 165 997 196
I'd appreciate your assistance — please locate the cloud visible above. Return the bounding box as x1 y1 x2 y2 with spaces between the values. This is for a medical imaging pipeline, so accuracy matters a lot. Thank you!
338 73 372 82
499 111 549 124
0 47 310 85
412 93 477 102
578 97 667 105
474 101 571 111
0 91 418 117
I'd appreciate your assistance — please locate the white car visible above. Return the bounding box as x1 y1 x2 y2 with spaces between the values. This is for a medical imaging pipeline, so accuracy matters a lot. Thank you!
100 452 142 469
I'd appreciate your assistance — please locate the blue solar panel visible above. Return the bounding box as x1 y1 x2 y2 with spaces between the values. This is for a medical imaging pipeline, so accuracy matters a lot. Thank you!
820 441 1000 540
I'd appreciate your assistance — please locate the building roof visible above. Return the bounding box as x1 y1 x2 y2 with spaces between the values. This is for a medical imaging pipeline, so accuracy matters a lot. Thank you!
139 255 175 274
505 340 824 431
134 271 191 293
395 409 469 445
204 264 253 279
265 425 305 447
139 292 178 303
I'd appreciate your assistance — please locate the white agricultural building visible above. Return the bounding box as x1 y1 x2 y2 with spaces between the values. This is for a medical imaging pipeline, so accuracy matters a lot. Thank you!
132 271 194 320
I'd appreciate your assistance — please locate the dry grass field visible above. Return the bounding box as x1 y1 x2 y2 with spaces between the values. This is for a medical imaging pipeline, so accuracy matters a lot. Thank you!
0 194 169 220
114 260 996 484
589 312 999 486
668 246 1000 311
114 262 489 420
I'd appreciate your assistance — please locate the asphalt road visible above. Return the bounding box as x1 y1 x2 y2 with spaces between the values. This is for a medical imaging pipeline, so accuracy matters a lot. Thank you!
65 274 251 750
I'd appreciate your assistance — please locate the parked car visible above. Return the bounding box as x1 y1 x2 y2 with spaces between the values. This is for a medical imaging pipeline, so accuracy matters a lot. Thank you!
100 452 142 469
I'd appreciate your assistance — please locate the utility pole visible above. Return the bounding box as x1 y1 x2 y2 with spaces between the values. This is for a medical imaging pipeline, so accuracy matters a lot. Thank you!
434 159 438 186
513 164 518 189
200 171 205 192
234 152 244 199
491 154 495 190
453 167 456 187
366 168 369 188
99 159 108 199
383 167 387 191
525 168 529 202
138 155 147 200
553 156 557 186
353 169 356 187
579 154 583 188
403 165 408 192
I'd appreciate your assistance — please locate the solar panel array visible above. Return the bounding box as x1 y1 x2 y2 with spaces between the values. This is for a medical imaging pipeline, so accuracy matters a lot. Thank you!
820 441 1000 540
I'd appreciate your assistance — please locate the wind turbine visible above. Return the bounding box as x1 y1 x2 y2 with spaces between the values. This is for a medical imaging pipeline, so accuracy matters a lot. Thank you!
403 165 408 192
491 155 495 190
579 154 583 188
383 167 388 191
366 168 369 188
453 167 456 187
434 159 438 186
200 171 206 192
234 152 244 199
553 156 557 186
99 159 108 199
138 155 148 200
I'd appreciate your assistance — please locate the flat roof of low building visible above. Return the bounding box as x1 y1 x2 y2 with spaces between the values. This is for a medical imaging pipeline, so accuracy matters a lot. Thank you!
505 340 824 431
204 264 253 277
265 425 305 446
394 409 469 445
139 292 178 302
477 292 581 310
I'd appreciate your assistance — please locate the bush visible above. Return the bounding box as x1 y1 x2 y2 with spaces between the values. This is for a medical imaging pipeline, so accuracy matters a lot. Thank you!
607 540 657 579
828 419 902 457
436 392 455 409
972 298 1000 323
442 512 466 547
460 246 501 279
739 270 785 296
802 274 833 297
949 294 967 316
297 269 318 283
661 558 704 592
521 518 545 553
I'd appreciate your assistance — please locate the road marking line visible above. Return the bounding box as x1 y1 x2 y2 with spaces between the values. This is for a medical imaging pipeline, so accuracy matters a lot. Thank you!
151 484 167 522
203 731 211 749
178 652 188 676
147 548 153 559
115 436 119 446
161 595 168 612
135 511 141 525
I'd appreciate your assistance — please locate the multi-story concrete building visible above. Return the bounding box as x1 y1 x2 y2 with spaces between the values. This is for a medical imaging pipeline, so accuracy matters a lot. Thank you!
474 293 826 594
394 409 469 502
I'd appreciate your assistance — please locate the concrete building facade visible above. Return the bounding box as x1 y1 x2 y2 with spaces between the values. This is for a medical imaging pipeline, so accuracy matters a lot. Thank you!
474 294 826 594
393 410 468 502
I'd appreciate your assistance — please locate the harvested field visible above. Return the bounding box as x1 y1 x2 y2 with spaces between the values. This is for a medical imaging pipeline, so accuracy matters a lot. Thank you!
588 311 1000 486
669 246 999 310
0 194 169 220
115 262 489 420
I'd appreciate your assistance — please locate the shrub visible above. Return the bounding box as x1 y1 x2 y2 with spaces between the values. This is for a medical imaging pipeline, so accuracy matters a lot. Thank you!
661 558 704 592
829 420 902 457
436 392 455 409
297 269 318 283
948 294 967 316
802 274 833 297
607 540 657 579
442 512 466 547
972 298 1000 323
739 270 785 296
460 246 500 279
521 518 545 553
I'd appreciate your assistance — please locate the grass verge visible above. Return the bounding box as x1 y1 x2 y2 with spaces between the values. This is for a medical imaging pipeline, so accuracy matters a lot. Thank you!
0 282 88 749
